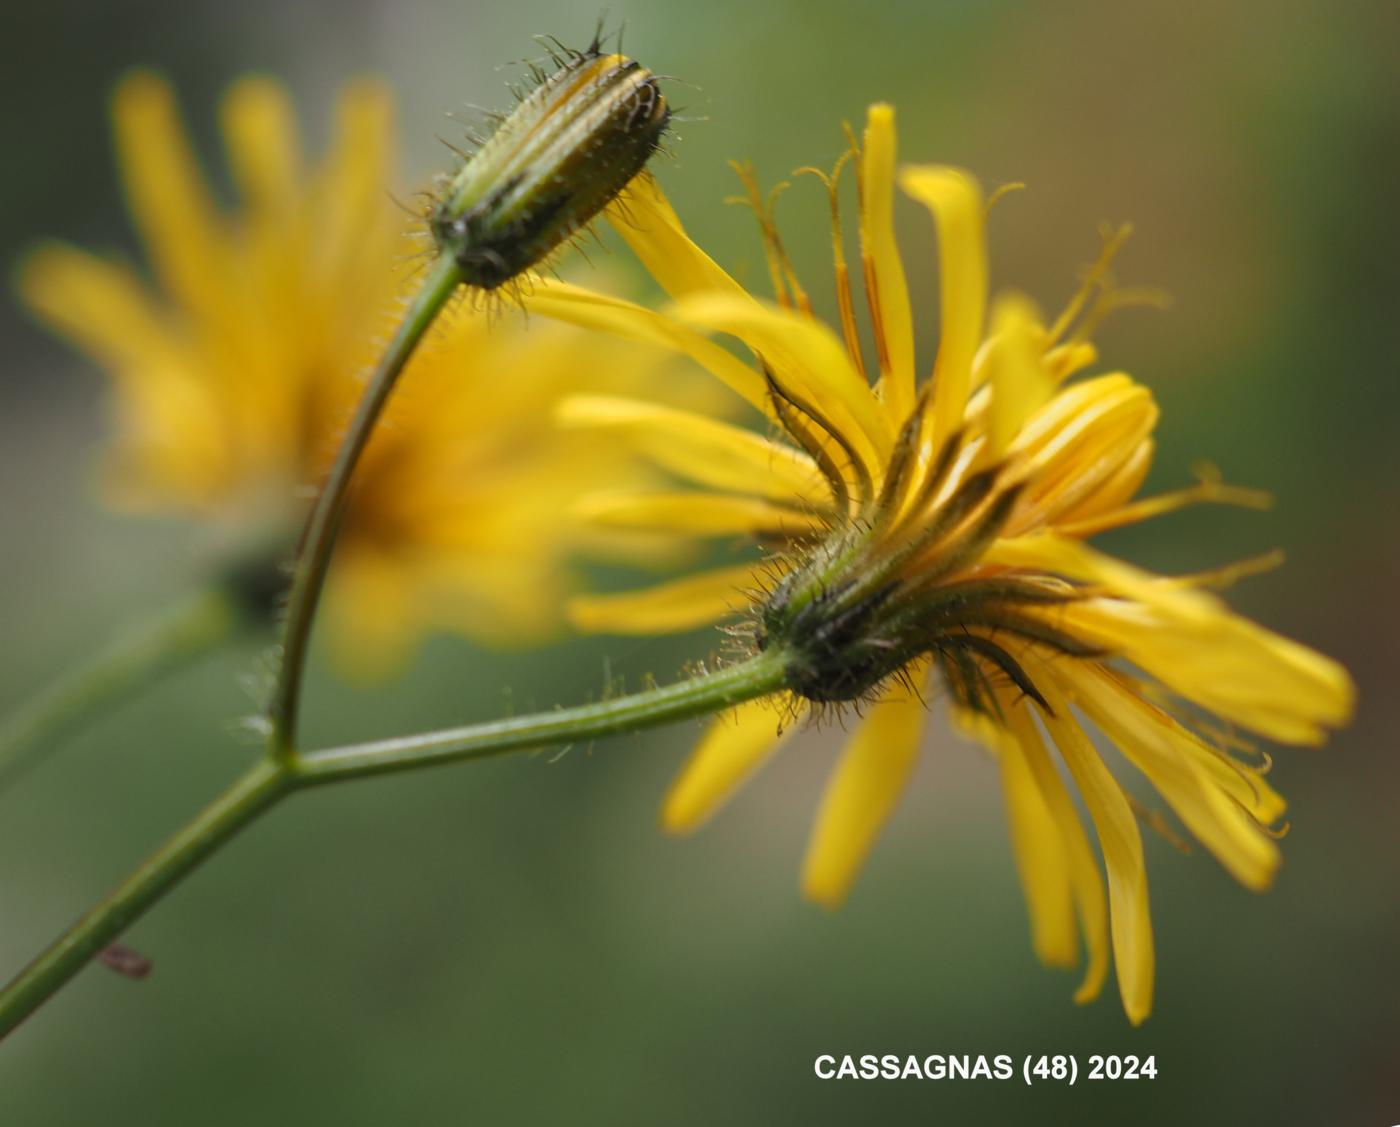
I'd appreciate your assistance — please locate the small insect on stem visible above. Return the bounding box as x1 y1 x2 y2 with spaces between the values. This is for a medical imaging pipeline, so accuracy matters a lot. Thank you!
97 942 152 981
430 36 671 289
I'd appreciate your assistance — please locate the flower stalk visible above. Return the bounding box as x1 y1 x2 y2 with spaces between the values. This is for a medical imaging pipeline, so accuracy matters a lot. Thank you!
0 646 789 1039
267 253 463 757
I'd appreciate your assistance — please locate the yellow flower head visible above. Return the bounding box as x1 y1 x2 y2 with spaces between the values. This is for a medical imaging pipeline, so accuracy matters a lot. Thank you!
532 105 1356 1023
17 72 676 674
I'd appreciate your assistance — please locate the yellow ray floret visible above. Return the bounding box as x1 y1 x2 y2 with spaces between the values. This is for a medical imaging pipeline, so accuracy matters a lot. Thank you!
1038 676 1154 1026
568 564 770 635
997 692 1111 1003
858 105 916 422
801 665 930 909
662 696 806 832
899 165 986 465
557 396 827 503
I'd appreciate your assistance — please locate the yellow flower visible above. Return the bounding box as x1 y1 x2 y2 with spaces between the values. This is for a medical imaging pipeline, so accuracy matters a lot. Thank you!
530 104 1356 1022
18 72 675 674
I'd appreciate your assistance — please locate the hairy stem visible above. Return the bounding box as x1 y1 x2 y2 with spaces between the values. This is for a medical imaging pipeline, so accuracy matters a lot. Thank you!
267 254 463 757
0 649 789 1039
0 586 243 791
0 757 291 1039
297 648 789 783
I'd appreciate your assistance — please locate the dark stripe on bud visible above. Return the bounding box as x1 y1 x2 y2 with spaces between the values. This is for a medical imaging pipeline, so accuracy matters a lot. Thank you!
431 46 670 289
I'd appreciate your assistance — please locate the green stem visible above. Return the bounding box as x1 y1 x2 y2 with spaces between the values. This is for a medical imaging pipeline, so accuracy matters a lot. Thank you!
267 254 463 758
0 649 789 1039
0 756 291 1039
297 647 789 784
0 586 242 791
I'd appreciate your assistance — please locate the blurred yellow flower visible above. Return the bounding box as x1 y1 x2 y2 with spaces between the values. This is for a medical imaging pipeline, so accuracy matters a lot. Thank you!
530 104 1356 1022
18 72 677 674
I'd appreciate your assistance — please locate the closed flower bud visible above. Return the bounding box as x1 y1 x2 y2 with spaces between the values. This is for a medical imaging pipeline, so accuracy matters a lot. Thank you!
430 41 670 289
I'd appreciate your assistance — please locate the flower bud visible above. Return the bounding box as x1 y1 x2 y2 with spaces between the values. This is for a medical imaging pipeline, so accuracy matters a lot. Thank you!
430 44 670 289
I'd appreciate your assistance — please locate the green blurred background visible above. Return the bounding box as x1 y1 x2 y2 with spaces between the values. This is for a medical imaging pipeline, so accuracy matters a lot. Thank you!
2 0 1396 1122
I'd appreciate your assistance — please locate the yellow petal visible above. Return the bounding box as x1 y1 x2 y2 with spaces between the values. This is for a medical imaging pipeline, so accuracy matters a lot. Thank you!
1048 598 1355 744
1037 676 1154 1025
567 564 765 634
1056 663 1281 890
663 695 802 831
527 281 770 411
321 549 419 682
999 691 1111 1004
18 243 181 371
899 165 987 457
859 105 915 423
669 291 893 470
984 532 1220 622
1012 373 1141 452
1007 374 1158 533
1005 768 1078 965
216 77 312 467
112 72 229 320
413 550 565 649
557 395 827 503
1050 439 1154 532
974 708 1078 967
801 669 930 908
220 76 302 221
314 79 395 284
17 243 234 506
984 292 1054 458
606 173 746 300
574 491 826 538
